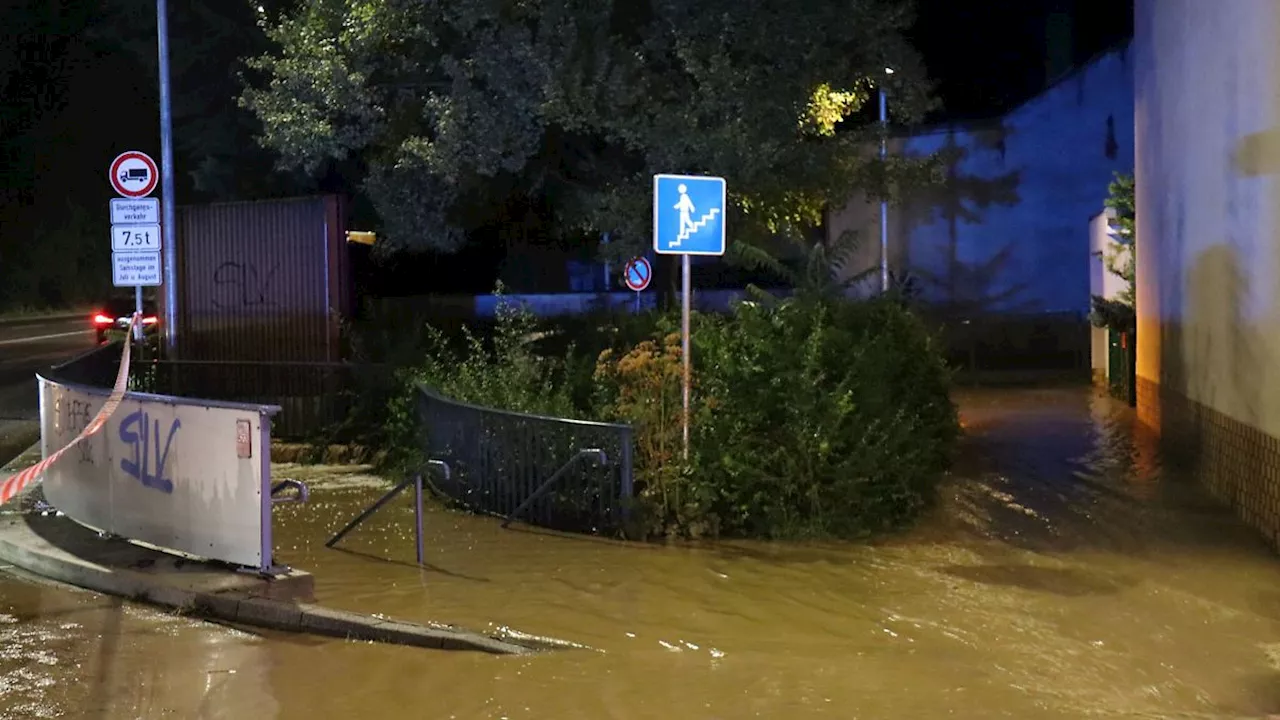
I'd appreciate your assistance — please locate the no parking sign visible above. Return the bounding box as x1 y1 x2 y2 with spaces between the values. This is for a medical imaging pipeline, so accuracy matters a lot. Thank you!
624 257 652 292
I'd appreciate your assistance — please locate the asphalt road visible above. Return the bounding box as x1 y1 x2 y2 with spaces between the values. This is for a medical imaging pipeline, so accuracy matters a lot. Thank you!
0 315 97 461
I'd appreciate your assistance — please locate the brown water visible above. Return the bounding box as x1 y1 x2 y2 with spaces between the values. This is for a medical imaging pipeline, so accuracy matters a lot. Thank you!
2 386 1280 719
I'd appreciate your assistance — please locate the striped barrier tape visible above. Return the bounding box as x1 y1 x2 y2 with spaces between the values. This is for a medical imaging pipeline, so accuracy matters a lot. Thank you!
0 314 139 506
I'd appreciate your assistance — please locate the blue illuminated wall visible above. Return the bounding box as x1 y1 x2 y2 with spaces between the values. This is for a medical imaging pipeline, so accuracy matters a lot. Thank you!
828 45 1135 314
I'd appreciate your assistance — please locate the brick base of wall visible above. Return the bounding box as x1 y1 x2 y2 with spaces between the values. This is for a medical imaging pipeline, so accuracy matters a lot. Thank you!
1137 376 1280 550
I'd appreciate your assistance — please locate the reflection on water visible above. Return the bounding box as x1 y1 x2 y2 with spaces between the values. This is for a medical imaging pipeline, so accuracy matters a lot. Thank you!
3 386 1280 719
0 576 275 719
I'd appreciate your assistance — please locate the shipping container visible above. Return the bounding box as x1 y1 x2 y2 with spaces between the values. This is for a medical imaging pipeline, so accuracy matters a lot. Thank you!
170 195 348 362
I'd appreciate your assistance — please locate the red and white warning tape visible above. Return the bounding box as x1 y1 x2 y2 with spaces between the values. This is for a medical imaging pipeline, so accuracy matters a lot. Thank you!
0 315 139 506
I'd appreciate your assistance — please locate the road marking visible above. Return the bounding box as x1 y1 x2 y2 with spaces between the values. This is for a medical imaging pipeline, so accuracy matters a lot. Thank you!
0 330 93 347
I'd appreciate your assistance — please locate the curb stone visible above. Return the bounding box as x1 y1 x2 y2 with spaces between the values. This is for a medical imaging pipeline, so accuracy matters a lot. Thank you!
0 510 538 655
0 444 570 655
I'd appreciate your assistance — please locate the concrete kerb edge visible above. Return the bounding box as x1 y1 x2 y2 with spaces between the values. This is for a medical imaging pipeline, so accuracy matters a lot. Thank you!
0 518 537 655
0 442 539 656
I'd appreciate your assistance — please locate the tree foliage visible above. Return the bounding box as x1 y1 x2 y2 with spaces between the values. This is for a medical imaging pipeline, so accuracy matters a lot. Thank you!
242 0 937 257
1089 171 1134 331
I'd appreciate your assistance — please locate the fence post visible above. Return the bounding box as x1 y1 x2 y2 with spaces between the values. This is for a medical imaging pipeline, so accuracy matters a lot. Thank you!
413 472 424 566
619 427 634 525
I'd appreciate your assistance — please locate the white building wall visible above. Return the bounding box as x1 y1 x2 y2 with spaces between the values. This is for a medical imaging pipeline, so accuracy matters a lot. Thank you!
1134 0 1280 434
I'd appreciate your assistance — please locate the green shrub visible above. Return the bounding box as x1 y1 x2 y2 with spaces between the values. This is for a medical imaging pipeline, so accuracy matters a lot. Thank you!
598 295 957 539
593 329 691 536
378 298 576 473
534 308 668 415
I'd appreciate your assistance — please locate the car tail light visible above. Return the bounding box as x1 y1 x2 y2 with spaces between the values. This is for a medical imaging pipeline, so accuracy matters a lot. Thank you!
92 313 113 326
142 316 158 325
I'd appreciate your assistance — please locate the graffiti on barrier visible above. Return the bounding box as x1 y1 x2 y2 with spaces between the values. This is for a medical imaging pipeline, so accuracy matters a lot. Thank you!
118 409 180 494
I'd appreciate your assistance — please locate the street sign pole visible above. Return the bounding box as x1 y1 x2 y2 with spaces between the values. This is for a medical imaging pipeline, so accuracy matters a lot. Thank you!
652 173 727 462
157 0 178 357
681 254 691 459
109 161 162 346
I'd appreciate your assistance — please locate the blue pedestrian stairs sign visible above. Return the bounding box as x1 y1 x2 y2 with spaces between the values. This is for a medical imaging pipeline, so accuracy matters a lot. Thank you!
653 174 726 256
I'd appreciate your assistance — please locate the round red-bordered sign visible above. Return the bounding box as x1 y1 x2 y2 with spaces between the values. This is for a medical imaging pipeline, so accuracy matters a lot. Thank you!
109 151 159 198
624 257 652 292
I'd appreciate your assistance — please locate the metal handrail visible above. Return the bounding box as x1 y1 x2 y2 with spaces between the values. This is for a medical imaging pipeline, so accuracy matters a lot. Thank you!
501 449 607 529
324 460 451 565
270 479 310 504
143 359 383 369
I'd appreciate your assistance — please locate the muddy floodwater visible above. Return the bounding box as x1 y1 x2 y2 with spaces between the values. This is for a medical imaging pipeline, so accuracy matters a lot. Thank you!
1 386 1279 719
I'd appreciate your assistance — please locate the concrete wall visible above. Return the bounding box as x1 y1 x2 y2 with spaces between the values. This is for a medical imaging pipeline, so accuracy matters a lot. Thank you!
829 46 1135 313
1134 0 1280 547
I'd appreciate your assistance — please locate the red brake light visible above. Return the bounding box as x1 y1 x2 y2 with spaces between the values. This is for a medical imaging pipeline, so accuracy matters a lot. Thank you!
142 316 158 325
92 313 113 326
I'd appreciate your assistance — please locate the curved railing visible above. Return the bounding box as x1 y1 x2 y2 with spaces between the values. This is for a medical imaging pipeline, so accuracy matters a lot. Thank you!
415 385 635 535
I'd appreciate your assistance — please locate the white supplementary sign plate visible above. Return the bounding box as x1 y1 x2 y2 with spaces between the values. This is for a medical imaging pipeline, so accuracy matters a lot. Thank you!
112 251 161 287
111 224 161 252
109 198 159 225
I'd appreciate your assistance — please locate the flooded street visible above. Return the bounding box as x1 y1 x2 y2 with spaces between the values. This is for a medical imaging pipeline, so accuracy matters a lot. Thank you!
1 386 1279 718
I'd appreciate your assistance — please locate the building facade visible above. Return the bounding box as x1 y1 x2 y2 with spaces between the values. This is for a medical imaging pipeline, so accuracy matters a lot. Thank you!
828 45 1135 314
1135 0 1280 547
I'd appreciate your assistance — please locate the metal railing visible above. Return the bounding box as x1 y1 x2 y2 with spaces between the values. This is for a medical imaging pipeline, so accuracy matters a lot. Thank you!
135 360 379 439
49 341 124 387
50 349 366 440
415 386 634 535
52 344 639 535
325 460 451 565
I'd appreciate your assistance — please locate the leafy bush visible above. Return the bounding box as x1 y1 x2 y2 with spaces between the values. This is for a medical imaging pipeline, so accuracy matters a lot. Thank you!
534 308 667 415
593 329 691 535
338 277 956 541
597 295 958 539
378 298 576 473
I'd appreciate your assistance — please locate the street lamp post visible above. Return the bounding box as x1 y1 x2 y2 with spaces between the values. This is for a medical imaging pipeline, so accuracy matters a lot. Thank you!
879 67 894 293
157 0 178 356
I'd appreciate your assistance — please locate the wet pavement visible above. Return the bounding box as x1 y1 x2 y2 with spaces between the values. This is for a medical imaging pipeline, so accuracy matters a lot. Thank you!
0 315 95 463
0 385 1278 719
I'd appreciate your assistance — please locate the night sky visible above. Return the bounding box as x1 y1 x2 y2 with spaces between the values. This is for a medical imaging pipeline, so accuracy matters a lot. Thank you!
914 0 1135 121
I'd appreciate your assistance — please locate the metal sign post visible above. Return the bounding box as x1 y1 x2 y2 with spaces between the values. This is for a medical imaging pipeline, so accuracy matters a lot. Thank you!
652 173 727 460
157 0 178 356
623 256 652 313
109 154 162 341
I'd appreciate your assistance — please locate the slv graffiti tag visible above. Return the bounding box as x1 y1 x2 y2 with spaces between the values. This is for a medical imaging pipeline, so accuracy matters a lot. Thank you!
118 409 180 494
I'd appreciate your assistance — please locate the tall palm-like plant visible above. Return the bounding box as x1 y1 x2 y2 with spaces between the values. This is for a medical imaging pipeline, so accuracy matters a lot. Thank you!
731 229 878 304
